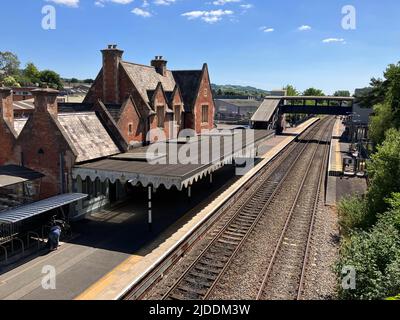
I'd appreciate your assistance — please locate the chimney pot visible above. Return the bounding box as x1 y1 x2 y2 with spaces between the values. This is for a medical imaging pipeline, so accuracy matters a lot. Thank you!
151 56 168 76
32 88 59 116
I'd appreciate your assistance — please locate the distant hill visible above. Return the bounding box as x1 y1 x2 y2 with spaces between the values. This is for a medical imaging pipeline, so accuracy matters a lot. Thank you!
212 84 269 98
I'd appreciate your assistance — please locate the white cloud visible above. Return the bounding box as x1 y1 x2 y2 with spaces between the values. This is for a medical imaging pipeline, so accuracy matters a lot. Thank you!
182 9 234 24
259 26 274 33
322 38 345 43
46 0 79 7
213 0 241 5
94 0 134 7
298 25 312 31
240 4 253 9
154 0 176 5
132 7 152 17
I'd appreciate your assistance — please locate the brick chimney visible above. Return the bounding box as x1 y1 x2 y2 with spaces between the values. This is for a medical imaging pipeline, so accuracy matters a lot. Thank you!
32 88 59 117
151 56 167 77
101 44 124 104
0 87 14 126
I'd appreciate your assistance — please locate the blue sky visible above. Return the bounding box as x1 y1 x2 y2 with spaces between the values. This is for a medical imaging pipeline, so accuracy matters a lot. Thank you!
1 0 400 94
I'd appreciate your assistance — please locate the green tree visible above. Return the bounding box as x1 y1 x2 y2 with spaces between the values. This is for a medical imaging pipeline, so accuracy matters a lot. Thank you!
1 75 20 87
334 90 351 97
24 62 41 84
70 78 79 83
303 87 325 96
0 51 20 78
39 70 63 89
337 193 400 300
367 129 400 218
369 102 394 146
357 63 400 128
283 84 299 96
383 63 400 128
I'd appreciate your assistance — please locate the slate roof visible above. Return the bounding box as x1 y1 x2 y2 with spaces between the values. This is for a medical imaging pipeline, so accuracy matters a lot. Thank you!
57 112 120 163
13 99 35 110
172 70 203 112
121 61 176 106
251 99 281 122
0 165 44 188
104 104 123 122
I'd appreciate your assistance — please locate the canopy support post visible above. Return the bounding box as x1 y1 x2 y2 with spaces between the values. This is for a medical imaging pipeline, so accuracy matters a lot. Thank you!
148 185 153 232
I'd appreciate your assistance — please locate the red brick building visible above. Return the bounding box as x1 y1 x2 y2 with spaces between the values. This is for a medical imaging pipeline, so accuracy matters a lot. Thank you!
84 45 215 145
0 87 17 165
0 45 216 210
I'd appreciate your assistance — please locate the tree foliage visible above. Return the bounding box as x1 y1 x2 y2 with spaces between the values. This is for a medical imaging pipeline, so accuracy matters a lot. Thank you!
2 76 20 87
0 51 63 89
334 90 351 97
39 70 63 89
23 62 41 84
283 84 299 96
303 87 325 96
0 51 20 78
337 193 400 300
367 129 400 217
357 62 400 140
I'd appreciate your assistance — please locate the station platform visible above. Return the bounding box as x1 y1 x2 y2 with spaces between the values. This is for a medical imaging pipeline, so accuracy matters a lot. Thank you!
326 118 367 206
0 118 318 300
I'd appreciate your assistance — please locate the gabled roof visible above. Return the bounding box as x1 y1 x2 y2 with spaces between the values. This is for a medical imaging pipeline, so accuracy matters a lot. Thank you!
172 69 203 112
147 82 173 112
57 112 120 163
121 61 176 107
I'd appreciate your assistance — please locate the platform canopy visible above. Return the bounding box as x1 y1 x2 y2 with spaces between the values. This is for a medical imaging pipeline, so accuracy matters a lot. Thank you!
73 130 273 190
0 193 88 224
0 165 44 188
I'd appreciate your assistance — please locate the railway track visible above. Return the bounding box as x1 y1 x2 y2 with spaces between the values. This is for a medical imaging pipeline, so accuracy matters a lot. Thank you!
157 118 333 300
256 117 333 300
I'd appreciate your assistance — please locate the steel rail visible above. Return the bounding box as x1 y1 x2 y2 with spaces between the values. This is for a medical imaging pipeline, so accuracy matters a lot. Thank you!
162 119 330 300
296 118 333 300
256 117 334 300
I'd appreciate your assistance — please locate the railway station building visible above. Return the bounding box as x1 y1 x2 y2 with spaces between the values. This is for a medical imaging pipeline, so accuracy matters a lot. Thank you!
0 45 274 223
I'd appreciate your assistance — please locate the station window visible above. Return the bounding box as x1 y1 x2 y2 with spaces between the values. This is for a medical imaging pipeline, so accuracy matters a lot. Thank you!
201 105 209 124
204 88 208 97
157 106 165 128
174 105 181 125
128 123 133 135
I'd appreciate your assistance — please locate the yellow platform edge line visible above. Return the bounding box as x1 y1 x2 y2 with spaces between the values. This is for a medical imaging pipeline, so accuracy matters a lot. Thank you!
74 255 143 300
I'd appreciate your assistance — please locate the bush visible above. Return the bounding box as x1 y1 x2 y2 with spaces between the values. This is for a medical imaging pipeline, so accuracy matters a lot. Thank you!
337 194 400 300
367 129 400 218
337 196 369 236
